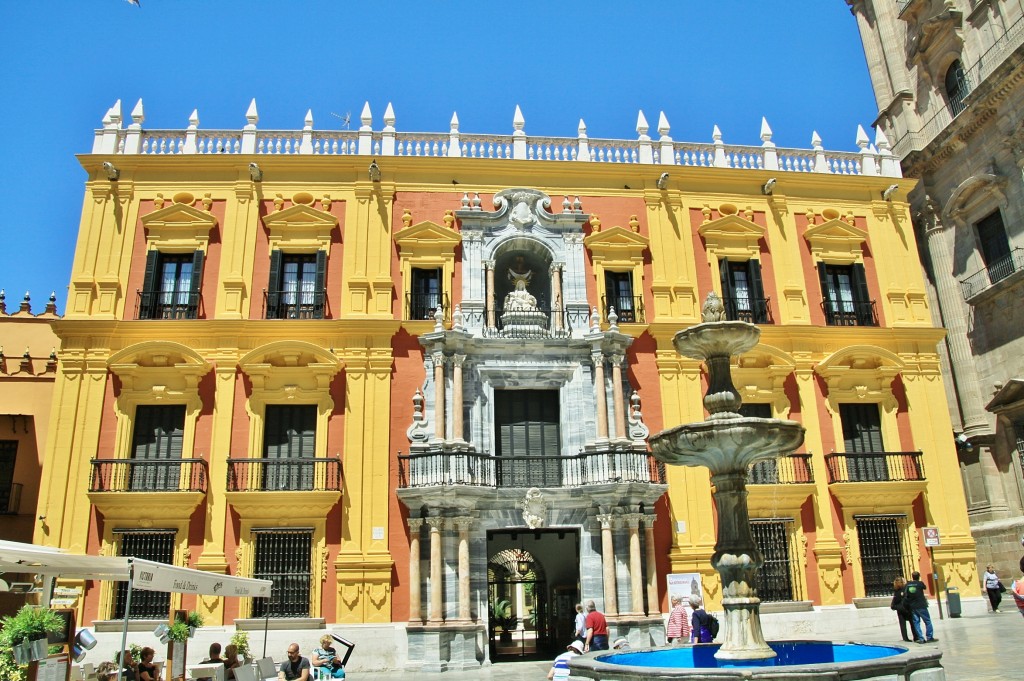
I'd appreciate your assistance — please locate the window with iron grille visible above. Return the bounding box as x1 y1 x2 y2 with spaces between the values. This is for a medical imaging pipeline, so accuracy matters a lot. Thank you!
750 519 799 602
263 405 316 491
114 530 175 619
495 390 561 487
603 271 638 323
267 251 327 319
840 403 888 481
251 529 313 618
410 267 442 320
975 211 1011 283
131 405 185 491
855 515 912 597
139 251 203 319
720 259 769 324
0 440 17 513
944 59 970 116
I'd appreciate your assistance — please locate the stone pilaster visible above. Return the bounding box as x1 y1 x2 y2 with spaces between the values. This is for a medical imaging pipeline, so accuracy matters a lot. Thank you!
432 352 446 441
596 513 618 615
592 352 609 440
426 516 446 623
408 518 424 624
644 514 660 615
624 513 645 615
611 354 627 439
452 355 465 442
453 516 474 622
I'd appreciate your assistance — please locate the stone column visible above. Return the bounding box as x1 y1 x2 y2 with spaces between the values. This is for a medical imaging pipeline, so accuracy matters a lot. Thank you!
452 355 465 442
596 513 619 615
551 264 564 333
485 260 496 329
408 518 424 623
610 354 627 440
923 204 989 437
643 513 660 616
426 516 446 623
454 516 473 621
624 513 645 616
432 352 446 441
593 351 609 440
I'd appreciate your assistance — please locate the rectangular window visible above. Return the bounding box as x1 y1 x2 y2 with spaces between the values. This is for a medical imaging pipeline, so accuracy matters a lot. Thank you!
130 405 185 491
262 405 316 491
0 440 16 514
818 263 875 326
409 268 443 320
495 390 561 487
114 530 175 619
854 515 912 597
604 272 639 323
139 251 204 320
251 529 312 618
839 403 888 481
976 211 1012 283
750 519 799 602
267 250 326 319
721 259 769 323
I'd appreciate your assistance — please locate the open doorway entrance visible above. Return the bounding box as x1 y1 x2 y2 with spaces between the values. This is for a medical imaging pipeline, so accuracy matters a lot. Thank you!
487 528 580 662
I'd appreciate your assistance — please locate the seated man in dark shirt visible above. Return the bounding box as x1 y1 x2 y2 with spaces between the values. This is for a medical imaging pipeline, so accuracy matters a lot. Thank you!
278 643 311 681
202 641 226 666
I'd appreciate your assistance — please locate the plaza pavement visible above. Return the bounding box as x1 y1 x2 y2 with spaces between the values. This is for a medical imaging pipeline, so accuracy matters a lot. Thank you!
349 607 1023 681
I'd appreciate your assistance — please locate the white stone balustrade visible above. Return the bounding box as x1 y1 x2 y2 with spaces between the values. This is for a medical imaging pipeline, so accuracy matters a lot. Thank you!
89 99 901 177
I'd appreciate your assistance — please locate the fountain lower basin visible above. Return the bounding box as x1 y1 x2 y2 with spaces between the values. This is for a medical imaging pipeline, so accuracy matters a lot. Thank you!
570 642 945 680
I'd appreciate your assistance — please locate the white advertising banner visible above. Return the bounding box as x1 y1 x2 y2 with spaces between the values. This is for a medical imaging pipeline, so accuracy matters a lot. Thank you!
666 572 704 604
130 559 272 597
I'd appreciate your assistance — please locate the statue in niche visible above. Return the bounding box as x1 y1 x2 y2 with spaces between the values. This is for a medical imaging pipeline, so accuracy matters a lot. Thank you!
504 256 538 311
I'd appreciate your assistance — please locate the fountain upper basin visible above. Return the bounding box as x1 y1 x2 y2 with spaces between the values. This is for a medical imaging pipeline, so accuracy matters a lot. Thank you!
650 416 805 471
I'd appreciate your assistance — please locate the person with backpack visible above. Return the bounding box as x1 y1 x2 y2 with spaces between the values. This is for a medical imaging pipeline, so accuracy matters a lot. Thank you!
688 595 718 643
903 571 938 644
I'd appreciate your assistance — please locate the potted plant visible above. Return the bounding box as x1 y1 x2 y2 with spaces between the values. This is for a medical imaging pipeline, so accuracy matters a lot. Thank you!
491 599 517 643
0 606 64 662
230 630 252 663
185 611 204 638
166 622 191 644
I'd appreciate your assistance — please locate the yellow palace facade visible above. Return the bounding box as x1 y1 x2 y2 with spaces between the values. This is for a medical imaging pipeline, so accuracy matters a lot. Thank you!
32 100 978 670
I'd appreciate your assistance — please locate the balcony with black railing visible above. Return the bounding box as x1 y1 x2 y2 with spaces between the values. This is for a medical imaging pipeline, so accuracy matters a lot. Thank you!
89 458 208 493
136 290 201 320
821 300 878 327
397 449 665 489
824 451 925 484
406 292 450 322
748 454 813 485
227 457 342 492
454 306 594 339
960 248 1024 302
600 296 646 324
264 289 327 319
723 296 772 324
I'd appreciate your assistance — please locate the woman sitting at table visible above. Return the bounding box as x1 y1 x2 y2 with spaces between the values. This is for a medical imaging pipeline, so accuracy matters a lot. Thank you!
137 647 160 681
223 643 241 680
311 635 346 678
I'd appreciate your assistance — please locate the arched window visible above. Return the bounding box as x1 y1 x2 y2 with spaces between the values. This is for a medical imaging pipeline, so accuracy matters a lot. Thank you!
944 60 969 116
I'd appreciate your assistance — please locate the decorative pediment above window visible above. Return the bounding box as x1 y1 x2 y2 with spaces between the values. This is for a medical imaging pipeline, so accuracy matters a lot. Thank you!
583 225 650 266
803 219 868 264
239 340 342 395
944 173 1008 226
914 7 964 58
262 204 338 253
697 214 765 260
734 344 796 415
815 345 905 413
108 340 212 412
394 219 462 259
141 203 218 252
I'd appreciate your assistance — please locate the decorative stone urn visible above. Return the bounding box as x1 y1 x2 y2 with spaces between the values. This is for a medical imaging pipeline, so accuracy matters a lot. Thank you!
649 293 805 660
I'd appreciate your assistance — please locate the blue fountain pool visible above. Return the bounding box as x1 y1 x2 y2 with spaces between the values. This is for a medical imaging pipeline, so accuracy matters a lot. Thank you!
597 641 905 669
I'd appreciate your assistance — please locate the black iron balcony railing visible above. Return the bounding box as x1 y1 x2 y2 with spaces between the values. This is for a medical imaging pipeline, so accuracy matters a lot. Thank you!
452 306 593 339
227 457 342 492
406 292 450 322
397 449 666 489
824 451 925 484
748 454 814 485
1 482 22 514
600 296 646 323
89 459 208 493
264 289 327 319
723 296 773 324
960 248 1024 300
136 289 201 320
821 300 878 327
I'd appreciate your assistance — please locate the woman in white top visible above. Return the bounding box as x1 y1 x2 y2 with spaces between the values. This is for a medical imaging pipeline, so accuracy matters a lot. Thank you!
983 565 1003 613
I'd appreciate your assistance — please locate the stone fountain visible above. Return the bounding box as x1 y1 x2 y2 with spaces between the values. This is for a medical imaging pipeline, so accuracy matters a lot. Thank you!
649 293 804 661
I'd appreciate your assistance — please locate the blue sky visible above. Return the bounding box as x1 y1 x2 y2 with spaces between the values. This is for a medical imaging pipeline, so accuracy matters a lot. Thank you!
0 1 876 310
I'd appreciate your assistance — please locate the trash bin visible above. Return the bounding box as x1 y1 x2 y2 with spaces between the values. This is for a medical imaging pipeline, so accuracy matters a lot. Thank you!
946 586 961 618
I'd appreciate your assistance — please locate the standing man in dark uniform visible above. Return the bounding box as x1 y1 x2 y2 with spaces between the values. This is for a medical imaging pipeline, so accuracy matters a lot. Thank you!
904 571 938 644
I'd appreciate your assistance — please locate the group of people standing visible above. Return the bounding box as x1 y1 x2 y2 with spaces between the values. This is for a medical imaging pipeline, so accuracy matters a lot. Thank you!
889 572 938 643
666 594 716 644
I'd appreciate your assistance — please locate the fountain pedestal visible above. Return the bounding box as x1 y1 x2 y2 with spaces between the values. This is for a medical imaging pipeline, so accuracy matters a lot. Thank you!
649 295 805 660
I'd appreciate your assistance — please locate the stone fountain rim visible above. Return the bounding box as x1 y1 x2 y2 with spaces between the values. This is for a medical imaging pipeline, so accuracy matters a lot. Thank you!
651 415 805 437
569 640 941 679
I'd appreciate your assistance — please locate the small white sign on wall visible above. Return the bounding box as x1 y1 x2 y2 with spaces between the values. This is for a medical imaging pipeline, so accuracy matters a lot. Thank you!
372 526 385 540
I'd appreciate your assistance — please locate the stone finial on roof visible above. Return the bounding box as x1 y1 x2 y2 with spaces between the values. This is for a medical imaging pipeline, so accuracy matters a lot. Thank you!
712 125 723 143
760 117 773 144
45 292 57 316
0 289 6 315
450 112 459 132
245 98 259 127
130 99 145 128
874 126 891 150
19 292 30 314
304 109 314 129
46 349 58 373
20 347 32 374
189 109 200 128
658 111 670 137
109 99 123 126
360 101 373 129
811 131 823 149
855 125 870 149
636 110 649 137
578 119 587 137
383 103 396 129
513 105 525 132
